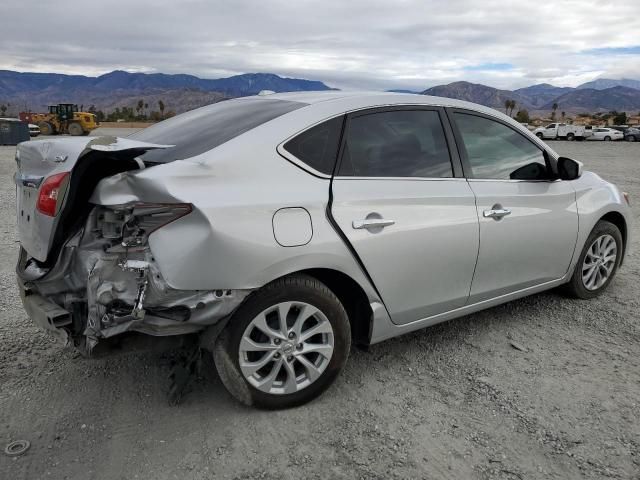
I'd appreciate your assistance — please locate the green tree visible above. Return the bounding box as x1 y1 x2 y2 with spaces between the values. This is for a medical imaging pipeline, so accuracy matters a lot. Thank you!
561 111 566 121
0 104 6 116
613 111 628 125
551 102 558 121
504 99 516 117
136 99 144 117
515 109 530 123
158 100 165 118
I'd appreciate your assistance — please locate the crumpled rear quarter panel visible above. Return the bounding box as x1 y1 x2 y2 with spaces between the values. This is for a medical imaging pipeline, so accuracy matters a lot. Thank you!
90 123 378 300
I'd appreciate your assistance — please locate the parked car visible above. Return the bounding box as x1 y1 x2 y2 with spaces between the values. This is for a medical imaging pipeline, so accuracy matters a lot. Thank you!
533 123 591 141
28 124 40 137
624 127 640 142
588 127 625 141
16 92 631 408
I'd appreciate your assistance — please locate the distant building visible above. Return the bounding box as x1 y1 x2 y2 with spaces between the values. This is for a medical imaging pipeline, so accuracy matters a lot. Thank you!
627 115 640 126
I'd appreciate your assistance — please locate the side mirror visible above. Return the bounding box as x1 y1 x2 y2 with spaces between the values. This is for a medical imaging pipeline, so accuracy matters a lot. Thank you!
557 157 583 180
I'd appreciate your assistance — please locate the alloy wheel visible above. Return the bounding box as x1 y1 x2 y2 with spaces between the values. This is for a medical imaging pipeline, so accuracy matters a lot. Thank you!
582 234 617 291
239 301 334 395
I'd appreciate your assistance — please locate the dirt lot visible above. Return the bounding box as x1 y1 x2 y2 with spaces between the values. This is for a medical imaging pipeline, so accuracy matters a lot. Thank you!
1 139 639 479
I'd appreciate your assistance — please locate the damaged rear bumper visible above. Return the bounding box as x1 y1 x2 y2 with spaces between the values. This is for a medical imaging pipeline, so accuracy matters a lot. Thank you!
18 279 70 344
17 204 251 350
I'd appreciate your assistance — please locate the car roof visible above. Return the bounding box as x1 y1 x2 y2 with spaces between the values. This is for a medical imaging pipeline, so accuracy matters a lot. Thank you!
263 90 513 121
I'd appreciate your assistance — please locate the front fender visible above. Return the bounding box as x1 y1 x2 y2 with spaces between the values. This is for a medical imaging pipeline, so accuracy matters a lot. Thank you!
571 171 632 269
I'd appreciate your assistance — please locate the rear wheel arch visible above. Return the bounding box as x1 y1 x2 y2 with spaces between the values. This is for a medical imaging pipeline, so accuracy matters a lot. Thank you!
300 268 374 347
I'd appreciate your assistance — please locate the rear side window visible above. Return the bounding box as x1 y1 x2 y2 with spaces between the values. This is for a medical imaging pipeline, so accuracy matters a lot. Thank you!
454 113 549 180
283 116 344 175
130 98 305 163
338 110 453 178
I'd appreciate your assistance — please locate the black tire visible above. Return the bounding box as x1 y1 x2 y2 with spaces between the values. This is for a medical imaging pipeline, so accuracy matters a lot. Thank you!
564 220 623 299
38 122 54 135
212 274 351 409
535 132 543 139
626 135 636 142
67 122 84 136
566 133 575 141
604 136 611 141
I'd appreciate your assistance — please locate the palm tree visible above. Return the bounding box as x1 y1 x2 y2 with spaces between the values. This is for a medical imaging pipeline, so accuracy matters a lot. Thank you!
551 102 558 121
510 100 517 117
158 100 165 118
505 99 511 115
137 99 144 117
0 104 6 116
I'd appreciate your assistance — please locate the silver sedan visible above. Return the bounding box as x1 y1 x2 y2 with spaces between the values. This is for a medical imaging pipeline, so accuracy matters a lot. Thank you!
16 92 632 408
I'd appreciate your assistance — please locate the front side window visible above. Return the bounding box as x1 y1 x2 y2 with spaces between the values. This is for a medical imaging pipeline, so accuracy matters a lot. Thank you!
454 113 549 180
338 110 453 178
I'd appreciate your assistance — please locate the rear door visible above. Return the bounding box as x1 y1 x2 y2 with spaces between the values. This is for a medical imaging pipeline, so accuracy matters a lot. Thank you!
449 109 578 303
330 107 480 325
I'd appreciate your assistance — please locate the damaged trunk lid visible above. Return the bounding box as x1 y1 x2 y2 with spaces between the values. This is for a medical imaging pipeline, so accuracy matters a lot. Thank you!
16 136 171 264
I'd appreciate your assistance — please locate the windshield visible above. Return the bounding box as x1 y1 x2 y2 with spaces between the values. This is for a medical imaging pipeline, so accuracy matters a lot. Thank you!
130 97 306 163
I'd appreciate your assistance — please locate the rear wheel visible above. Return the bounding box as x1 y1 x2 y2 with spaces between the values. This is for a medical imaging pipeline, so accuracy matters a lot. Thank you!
212 274 351 409
38 122 54 135
67 122 84 136
564 221 622 299
566 133 575 141
627 135 636 142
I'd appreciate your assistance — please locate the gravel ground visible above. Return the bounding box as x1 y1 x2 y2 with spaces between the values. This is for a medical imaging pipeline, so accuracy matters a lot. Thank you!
1 139 639 479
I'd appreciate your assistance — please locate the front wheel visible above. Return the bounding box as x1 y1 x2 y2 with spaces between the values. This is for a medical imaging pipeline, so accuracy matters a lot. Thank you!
604 136 611 141
536 132 543 139
627 135 636 142
212 274 351 409
564 221 623 299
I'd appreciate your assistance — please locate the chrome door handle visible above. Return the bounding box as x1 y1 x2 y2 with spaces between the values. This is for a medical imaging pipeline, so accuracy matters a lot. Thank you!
352 218 395 230
483 208 511 219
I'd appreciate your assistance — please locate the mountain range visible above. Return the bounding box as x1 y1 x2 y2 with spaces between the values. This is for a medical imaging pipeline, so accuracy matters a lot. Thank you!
422 81 640 114
0 70 333 114
1 69 639 116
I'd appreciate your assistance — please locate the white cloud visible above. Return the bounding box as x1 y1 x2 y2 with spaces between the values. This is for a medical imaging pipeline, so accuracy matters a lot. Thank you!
1 0 639 89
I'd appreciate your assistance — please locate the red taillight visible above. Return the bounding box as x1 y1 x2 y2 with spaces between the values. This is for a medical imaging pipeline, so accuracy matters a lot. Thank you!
36 172 70 217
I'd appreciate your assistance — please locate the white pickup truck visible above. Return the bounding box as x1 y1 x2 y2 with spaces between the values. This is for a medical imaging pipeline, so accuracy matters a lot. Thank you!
533 123 592 141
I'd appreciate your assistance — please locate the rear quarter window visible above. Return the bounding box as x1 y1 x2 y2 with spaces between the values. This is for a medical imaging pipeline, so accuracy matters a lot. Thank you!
130 98 306 163
282 116 344 175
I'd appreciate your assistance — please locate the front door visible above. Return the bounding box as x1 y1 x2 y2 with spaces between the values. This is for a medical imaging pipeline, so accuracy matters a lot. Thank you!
450 110 578 303
330 107 480 325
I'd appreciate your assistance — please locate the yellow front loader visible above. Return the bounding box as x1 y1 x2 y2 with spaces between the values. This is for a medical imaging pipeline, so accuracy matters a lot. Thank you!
28 104 99 136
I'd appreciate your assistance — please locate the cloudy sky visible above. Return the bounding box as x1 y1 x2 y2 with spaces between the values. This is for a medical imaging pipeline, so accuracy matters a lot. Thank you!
2 0 639 90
